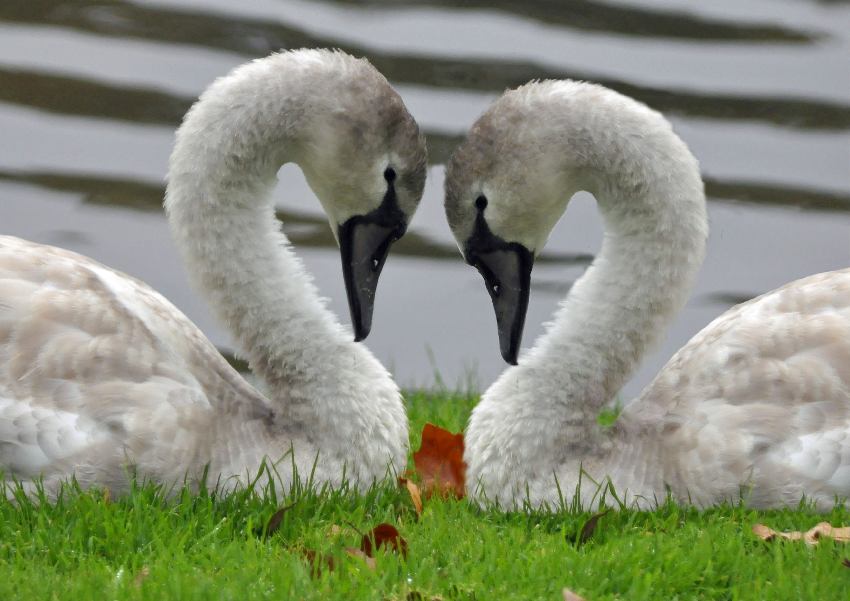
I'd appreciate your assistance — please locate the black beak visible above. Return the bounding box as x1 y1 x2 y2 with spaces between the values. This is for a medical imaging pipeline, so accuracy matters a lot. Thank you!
469 244 533 364
338 218 404 342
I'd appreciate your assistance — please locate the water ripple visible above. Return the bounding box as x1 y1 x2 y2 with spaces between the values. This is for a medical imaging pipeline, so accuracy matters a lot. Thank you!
2 3 848 129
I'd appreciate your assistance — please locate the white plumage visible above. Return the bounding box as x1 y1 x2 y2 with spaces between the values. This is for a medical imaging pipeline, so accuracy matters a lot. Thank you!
444 80 850 510
0 49 427 498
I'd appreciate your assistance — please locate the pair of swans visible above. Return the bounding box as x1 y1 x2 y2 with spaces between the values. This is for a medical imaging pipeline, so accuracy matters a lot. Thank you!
2 50 848 509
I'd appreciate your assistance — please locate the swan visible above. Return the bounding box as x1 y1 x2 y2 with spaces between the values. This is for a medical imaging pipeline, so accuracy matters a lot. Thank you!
0 49 427 499
444 80 850 510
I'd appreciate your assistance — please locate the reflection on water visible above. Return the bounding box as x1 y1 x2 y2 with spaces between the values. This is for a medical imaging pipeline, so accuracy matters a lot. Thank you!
3 2 850 130
329 0 817 42
0 0 848 397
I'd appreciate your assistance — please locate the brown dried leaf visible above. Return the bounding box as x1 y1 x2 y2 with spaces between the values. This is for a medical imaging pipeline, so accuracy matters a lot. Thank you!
577 510 610 546
345 547 377 570
412 423 467 499
399 477 424 516
752 522 850 545
360 523 408 558
258 502 297 538
562 588 587 601
301 548 336 575
805 522 850 544
751 523 779 541
752 523 804 542
842 558 850 568
133 566 150 588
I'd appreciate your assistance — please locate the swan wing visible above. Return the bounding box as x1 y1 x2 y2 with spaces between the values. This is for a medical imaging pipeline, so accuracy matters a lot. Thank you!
0 236 270 485
0 390 104 476
625 269 850 505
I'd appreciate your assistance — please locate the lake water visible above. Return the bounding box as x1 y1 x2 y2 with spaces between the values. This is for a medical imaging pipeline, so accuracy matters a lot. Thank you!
1 0 848 398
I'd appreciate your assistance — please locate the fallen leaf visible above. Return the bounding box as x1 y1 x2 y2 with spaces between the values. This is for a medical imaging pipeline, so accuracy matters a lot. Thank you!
577 510 609 546
344 547 377 570
300 547 379 575
412 423 466 499
399 477 423 516
361 523 408 558
806 523 850 544
751 523 779 541
301 549 336 575
406 593 444 601
562 588 587 601
256 502 297 538
842 558 850 568
133 566 150 588
752 522 850 545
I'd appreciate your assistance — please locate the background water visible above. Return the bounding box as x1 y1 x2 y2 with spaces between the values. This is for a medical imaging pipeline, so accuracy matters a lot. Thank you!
1 0 848 398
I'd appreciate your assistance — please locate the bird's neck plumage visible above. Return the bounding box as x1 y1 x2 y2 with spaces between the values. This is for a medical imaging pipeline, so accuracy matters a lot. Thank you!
163 56 400 421
486 92 708 457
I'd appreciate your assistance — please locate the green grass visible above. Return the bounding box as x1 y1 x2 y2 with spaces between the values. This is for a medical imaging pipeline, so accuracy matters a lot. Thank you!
2 390 850 600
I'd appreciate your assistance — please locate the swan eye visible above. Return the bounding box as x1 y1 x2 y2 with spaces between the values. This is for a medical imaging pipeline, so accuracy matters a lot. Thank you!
372 257 380 271
491 282 501 296
475 195 488 210
384 167 397 183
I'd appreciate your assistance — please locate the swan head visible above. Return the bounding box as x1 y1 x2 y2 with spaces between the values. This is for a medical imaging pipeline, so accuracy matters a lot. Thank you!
295 51 428 341
445 83 584 364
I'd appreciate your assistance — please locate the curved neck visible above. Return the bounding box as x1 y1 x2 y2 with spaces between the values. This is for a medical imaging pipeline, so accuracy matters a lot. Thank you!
163 59 389 406
494 113 708 440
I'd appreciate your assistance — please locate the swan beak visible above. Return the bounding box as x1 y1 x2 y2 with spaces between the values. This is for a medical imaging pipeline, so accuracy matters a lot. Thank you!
469 245 534 365
338 218 404 341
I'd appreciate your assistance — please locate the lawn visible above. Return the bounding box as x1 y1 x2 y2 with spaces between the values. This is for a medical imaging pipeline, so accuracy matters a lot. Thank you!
2 389 849 600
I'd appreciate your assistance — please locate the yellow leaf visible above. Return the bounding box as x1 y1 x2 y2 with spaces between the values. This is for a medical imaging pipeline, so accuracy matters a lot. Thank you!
345 547 377 570
562 588 587 601
753 522 850 545
399 477 423 516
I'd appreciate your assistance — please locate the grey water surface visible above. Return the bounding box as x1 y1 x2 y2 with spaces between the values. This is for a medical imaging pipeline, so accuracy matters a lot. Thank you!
1 0 848 399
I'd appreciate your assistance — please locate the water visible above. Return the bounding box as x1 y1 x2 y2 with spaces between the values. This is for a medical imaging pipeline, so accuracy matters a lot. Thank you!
1 0 848 398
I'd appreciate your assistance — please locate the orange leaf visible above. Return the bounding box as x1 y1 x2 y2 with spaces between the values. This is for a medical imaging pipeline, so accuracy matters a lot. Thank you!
412 423 466 499
360 523 408 558
752 522 850 545
398 477 423 516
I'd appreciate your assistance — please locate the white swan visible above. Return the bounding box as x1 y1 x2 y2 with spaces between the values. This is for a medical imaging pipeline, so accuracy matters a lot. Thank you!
444 80 850 510
0 49 427 498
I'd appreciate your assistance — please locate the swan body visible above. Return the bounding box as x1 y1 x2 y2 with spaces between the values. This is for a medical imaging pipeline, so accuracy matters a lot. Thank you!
0 49 427 498
444 80 850 510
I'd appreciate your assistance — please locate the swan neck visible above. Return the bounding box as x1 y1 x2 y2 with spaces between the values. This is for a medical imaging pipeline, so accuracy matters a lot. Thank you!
508 119 707 437
163 60 387 405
